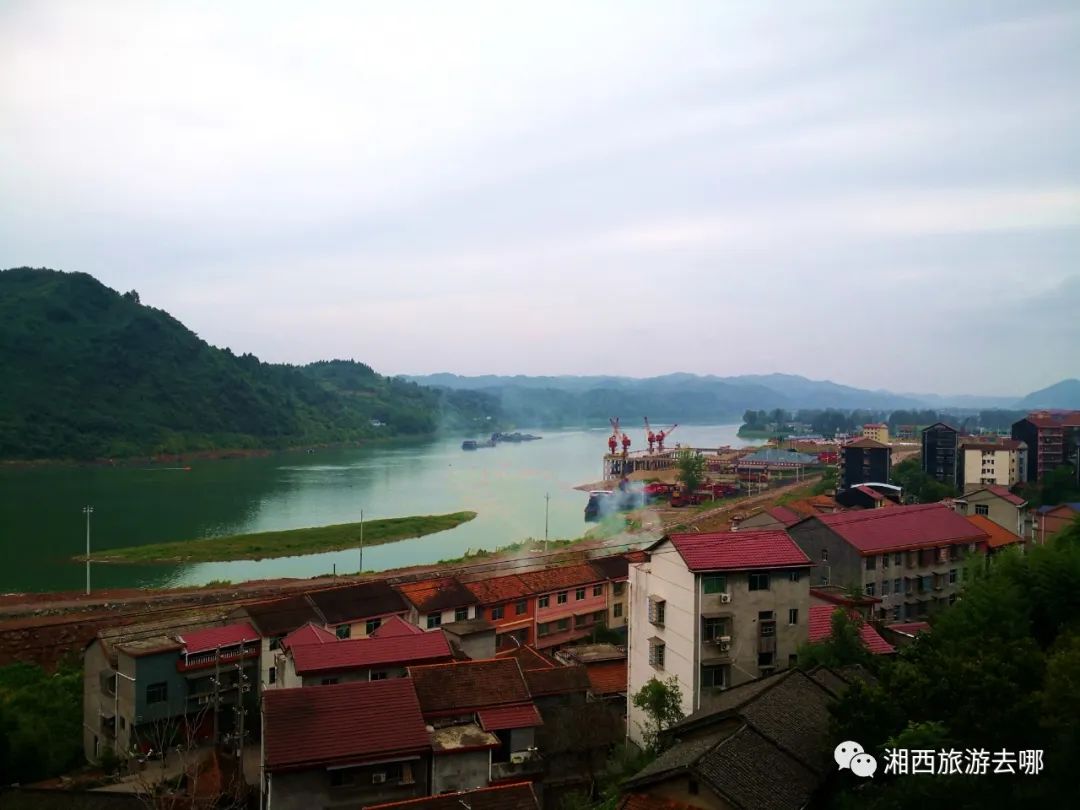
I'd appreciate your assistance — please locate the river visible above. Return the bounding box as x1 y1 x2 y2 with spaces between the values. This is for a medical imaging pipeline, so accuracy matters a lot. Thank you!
0 424 759 593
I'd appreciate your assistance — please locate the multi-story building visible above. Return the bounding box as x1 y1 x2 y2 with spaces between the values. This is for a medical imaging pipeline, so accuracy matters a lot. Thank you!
839 438 891 490
516 564 610 650
862 423 889 444
308 580 412 639
627 530 811 744
953 484 1030 539
787 504 990 622
396 577 481 629
957 437 1026 489
465 574 537 648
921 422 960 487
1012 411 1080 483
587 554 631 633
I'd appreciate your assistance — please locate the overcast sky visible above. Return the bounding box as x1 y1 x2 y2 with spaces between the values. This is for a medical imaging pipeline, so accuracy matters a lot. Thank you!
2 1 1078 396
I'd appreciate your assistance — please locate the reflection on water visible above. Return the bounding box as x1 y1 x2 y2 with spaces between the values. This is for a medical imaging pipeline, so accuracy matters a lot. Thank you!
0 425 757 592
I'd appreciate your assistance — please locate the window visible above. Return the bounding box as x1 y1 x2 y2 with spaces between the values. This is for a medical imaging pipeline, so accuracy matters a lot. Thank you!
557 591 568 605
701 664 728 689
865 582 876 596
613 582 626 596
613 603 623 618
821 549 829 562
515 600 528 615
881 579 890 595
749 573 770 591
789 570 801 583
556 618 570 631
865 555 877 571
788 608 799 625
365 618 382 635
758 652 774 667
269 636 283 651
370 671 388 681
330 768 357 788
491 605 505 620
702 574 727 594
575 588 586 600
146 682 167 704
321 678 339 686
894 553 902 566
975 504 989 516
537 622 550 637
882 554 890 569
593 584 604 597
268 667 277 685
538 595 550 608
454 607 468 622
703 616 727 642
426 613 441 629
593 610 606 623
949 568 958 584
336 624 351 639
648 639 665 668
648 598 666 626
894 578 902 594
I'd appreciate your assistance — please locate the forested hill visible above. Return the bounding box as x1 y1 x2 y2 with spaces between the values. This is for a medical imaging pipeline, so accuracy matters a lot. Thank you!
0 268 497 460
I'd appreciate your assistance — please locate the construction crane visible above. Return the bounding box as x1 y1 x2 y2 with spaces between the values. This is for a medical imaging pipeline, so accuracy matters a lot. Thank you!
608 417 631 457
644 417 657 454
656 423 678 452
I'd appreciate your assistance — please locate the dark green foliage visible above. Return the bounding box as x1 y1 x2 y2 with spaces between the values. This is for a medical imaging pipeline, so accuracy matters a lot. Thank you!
0 268 498 459
1018 464 1080 508
890 457 956 502
0 660 83 783
676 448 706 493
797 609 874 670
631 676 684 754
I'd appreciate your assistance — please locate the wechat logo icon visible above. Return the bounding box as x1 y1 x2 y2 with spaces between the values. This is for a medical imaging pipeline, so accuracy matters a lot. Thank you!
835 741 878 778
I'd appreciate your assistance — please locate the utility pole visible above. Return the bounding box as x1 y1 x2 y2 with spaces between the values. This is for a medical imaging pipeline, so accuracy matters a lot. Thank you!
235 662 249 757
544 493 550 551
212 646 221 744
359 509 364 574
83 505 94 595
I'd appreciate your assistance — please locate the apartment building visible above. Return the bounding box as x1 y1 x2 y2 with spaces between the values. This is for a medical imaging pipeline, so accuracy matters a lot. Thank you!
396 577 481 629
839 438 891 490
861 423 889 444
957 438 1026 489
627 530 811 745
516 564 610 649
787 504 990 622
921 422 960 486
1012 411 1080 483
953 484 1029 539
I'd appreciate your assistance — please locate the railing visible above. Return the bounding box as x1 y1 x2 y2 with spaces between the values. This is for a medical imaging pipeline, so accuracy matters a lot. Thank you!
491 753 543 781
177 645 259 672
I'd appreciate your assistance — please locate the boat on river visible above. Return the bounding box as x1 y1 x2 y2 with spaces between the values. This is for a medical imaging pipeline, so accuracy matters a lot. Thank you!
490 432 542 443
462 439 496 450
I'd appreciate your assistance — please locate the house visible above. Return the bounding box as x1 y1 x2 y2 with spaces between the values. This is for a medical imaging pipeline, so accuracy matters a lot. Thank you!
964 514 1024 555
787 504 990 622
1034 502 1080 544
516 564 609 649
957 437 1026 489
588 554 632 633
408 658 544 786
261 679 431 810
834 484 892 510
309 581 412 638
364 782 541 810
861 423 889 444
235 593 325 689
627 530 812 745
554 643 628 705
442 618 498 660
735 497 841 531
465 574 536 648
396 577 481 629
839 438 891 490
1011 410 1080 483
952 484 1029 538
808 605 894 655
622 667 850 810
921 422 960 486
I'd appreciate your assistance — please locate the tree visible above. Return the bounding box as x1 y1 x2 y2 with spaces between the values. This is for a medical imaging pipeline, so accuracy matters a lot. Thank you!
631 676 684 753
676 449 706 494
796 609 873 670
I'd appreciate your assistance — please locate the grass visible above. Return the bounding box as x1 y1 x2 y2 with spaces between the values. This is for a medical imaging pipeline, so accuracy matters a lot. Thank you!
435 536 578 565
81 511 477 564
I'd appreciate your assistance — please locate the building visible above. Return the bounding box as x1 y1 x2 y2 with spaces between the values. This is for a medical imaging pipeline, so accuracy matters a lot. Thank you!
442 618 498 660
895 424 917 440
397 577 481 629
554 643 627 706
834 484 893 510
516 565 609 650
308 581 412 639
861 423 889 444
1034 502 1080 544
957 437 1026 489
627 530 812 744
465 574 537 648
1012 411 1080 483
588 554 632 632
261 679 432 810
808 605 894 655
839 438 891 491
236 594 326 689
364 782 541 810
787 504 990 622
963 514 1023 555
953 484 1029 539
921 422 960 487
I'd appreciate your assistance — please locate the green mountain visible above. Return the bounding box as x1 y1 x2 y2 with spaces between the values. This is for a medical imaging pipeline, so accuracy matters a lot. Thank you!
0 268 498 460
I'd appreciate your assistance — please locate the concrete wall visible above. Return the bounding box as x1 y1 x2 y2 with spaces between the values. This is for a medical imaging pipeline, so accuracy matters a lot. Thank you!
787 522 863 591
961 448 1021 489
608 581 628 629
130 651 187 726
82 642 111 762
959 489 1027 538
432 750 491 793
268 755 429 810
345 611 411 639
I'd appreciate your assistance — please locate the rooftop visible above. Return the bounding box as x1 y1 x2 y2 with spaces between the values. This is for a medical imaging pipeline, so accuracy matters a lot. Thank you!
663 530 811 572
463 573 533 604
241 594 323 637
408 658 531 715
364 783 539 810
808 605 895 655
396 577 479 612
370 615 425 638
555 643 626 664
263 679 429 771
290 630 452 675
429 723 500 754
803 503 988 554
843 437 889 449
588 554 631 581
886 621 932 637
442 617 496 636
176 622 260 655
495 644 557 670
516 563 604 594
524 664 591 697
281 622 337 649
308 580 408 625
584 660 628 696
477 703 543 731
964 515 1023 549
1020 410 1080 428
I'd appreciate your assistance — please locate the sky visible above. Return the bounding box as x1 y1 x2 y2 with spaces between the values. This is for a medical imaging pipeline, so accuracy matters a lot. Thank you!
2 1 1078 397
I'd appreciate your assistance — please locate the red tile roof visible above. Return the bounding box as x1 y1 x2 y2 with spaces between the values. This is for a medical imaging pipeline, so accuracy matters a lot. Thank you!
263 679 429 771
964 515 1023 549
371 615 425 637
589 554 631 581
291 631 452 675
585 661 628 695
516 563 604 595
477 703 543 731
281 622 336 649
365 782 540 810
464 574 533 605
983 484 1027 507
396 577 479 612
766 505 803 526
1022 410 1080 428
524 665 591 697
844 437 889 449
178 622 259 655
665 530 811 572
854 485 885 501
495 645 556 670
809 503 988 555
886 621 931 636
809 606 894 655
408 658 531 715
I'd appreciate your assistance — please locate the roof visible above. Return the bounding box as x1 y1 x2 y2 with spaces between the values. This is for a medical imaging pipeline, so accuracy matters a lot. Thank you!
886 621 931 637
808 605 895 655
281 622 337 649
177 621 259 655
442 618 495 636
290 631 452 675
396 577 479 612
263 679 429 771
242 594 323 637
584 661 627 695
964 515 1023 549
922 421 959 433
516 563 604 594
766 505 803 526
843 437 889 449
740 448 819 465
370 615 425 637
477 703 544 731
429 723 501 754
495 644 557 670
101 612 224 659
308 580 408 625
801 503 988 554
983 484 1028 507
555 643 626 664
364 783 539 810
854 485 885 501
1036 502 1080 514
464 573 533 604
588 554 631 581
408 658 531 714
663 530 811 572
1020 410 1080 428
524 664 591 697
618 795 700 810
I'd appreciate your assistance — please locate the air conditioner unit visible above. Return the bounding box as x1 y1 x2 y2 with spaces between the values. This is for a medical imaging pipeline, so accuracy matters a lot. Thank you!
510 752 528 765
372 773 387 784
718 635 731 644
719 593 732 603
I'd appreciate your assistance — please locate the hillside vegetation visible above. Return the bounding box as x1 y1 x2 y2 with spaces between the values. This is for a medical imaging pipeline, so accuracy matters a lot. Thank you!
0 268 497 460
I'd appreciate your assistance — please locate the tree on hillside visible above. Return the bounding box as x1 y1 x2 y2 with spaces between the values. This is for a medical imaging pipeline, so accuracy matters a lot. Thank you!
676 449 706 494
631 676 685 754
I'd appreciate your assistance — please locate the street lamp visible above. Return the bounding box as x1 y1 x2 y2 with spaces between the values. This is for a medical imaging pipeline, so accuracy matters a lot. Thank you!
83 505 94 595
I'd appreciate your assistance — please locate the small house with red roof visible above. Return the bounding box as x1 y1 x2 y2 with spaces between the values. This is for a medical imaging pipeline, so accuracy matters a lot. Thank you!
787 503 990 623
627 529 812 746
516 564 610 650
953 484 1030 539
261 678 431 810
395 577 480 630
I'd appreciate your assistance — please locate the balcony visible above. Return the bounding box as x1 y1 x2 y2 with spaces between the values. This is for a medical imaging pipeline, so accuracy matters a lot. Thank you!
177 645 259 673
491 751 543 781
757 635 777 655
701 636 733 662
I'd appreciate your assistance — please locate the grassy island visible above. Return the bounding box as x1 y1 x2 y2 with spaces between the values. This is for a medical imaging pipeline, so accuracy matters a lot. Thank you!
81 511 477 563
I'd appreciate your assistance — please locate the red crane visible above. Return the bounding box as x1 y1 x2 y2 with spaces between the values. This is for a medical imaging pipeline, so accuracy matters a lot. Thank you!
656 423 678 452
608 417 620 456
644 417 657 453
